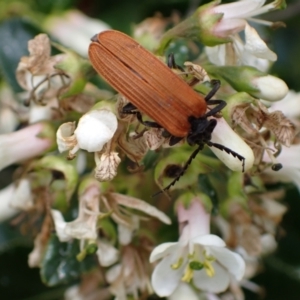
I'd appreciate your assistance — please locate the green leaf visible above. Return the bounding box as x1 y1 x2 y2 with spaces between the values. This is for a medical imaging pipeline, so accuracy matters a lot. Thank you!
154 147 221 192
0 18 41 92
41 234 95 286
141 150 160 171
0 222 31 254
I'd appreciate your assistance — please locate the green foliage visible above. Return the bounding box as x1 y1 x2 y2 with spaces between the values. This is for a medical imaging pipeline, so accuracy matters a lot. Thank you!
41 234 95 286
0 18 41 92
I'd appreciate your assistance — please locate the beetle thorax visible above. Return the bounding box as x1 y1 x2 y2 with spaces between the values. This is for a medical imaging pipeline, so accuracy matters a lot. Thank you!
187 116 217 146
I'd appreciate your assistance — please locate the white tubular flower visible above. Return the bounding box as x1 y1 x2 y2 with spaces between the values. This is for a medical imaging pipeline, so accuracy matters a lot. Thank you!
0 122 54 171
251 74 288 102
43 10 110 57
263 144 300 191
210 118 254 172
75 109 118 152
206 23 277 71
150 200 245 297
158 0 285 53
208 0 285 38
269 90 300 119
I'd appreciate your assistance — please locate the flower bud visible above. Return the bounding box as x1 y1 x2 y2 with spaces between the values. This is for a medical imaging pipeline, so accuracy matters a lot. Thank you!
207 65 288 101
94 152 121 181
251 75 288 102
157 1 232 54
74 109 118 152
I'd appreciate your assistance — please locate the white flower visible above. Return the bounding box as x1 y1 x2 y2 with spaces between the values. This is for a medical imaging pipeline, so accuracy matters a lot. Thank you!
210 117 254 172
43 10 110 57
210 0 284 38
57 109 118 159
251 74 288 102
263 144 300 191
206 23 277 71
96 240 119 267
75 109 118 152
269 90 300 119
204 0 284 70
0 122 53 171
51 182 100 244
150 200 245 297
168 283 199 300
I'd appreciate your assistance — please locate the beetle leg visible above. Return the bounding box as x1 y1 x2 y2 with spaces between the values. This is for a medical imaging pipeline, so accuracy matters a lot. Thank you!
122 102 137 113
204 99 227 117
122 103 162 128
136 112 163 128
152 143 205 197
169 136 183 146
167 54 185 72
206 140 245 172
205 79 221 101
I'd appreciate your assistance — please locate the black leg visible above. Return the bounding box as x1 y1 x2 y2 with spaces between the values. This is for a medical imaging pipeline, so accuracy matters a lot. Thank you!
204 99 227 117
206 140 245 172
122 102 163 128
205 80 221 101
152 143 205 197
122 102 137 113
169 136 183 146
136 112 163 128
167 53 185 72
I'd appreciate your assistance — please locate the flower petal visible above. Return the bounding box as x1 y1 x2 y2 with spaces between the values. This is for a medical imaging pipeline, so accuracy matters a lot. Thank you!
149 242 178 263
193 263 230 293
168 283 199 300
151 254 186 297
192 234 226 247
213 0 265 19
97 241 119 267
244 24 277 61
51 209 71 242
209 246 245 280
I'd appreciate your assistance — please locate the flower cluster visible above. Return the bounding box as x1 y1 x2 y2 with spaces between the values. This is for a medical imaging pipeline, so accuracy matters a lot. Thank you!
0 1 297 299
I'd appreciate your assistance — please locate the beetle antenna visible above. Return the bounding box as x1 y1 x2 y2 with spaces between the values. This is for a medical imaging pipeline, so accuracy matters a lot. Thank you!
152 144 204 197
206 141 245 172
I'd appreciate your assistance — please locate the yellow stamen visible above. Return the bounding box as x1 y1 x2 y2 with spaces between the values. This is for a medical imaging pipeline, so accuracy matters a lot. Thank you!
171 257 183 270
204 260 215 277
181 265 193 282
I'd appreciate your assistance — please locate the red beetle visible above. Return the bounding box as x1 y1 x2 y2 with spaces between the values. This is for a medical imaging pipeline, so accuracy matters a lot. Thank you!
89 30 244 192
